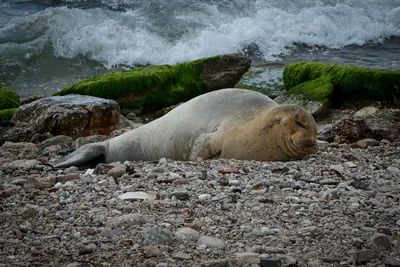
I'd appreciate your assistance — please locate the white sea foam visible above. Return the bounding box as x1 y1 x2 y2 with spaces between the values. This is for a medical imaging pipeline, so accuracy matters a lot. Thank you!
1 0 400 67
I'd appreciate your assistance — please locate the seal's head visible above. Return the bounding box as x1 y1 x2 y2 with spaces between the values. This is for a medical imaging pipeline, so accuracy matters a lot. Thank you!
264 104 318 160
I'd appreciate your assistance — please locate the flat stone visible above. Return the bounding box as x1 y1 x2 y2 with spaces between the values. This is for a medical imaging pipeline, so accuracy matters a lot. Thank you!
106 213 145 228
172 252 192 260
197 236 225 248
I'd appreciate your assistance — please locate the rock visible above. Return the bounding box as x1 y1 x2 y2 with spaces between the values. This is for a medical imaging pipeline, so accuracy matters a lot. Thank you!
12 95 120 139
20 204 37 218
72 135 109 150
354 106 378 117
175 227 200 242
234 252 259 264
370 233 392 252
37 135 74 151
353 249 380 264
1 141 38 158
197 236 225 248
142 245 163 258
100 228 121 237
29 132 53 144
106 213 146 228
319 116 374 143
385 256 400 267
141 227 174 246
259 257 282 267
107 164 127 178
387 166 400 174
0 122 37 146
3 159 42 170
200 259 229 267
172 252 192 260
356 138 380 148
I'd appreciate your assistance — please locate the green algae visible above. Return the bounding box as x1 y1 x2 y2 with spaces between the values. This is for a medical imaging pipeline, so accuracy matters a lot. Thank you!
283 62 400 103
54 56 221 113
0 87 20 110
0 108 17 121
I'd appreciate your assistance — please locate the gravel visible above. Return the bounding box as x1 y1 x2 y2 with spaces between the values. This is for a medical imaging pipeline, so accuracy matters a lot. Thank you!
0 109 399 267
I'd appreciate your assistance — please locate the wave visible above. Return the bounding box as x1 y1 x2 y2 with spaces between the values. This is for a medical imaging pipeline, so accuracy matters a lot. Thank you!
1 0 400 68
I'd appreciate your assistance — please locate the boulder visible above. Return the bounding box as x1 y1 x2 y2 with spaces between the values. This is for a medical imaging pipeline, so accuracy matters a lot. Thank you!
12 95 120 139
0 121 37 146
54 54 251 114
282 62 400 106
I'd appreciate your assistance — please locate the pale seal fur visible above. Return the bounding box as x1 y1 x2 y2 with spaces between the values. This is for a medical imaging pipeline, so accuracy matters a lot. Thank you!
53 88 317 169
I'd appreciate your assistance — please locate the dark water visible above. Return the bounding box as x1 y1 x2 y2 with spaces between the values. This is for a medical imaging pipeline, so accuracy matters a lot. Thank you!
1 0 399 97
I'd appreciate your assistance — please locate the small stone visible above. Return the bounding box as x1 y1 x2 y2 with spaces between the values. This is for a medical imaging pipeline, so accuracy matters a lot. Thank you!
356 138 380 148
354 106 378 117
107 164 126 178
79 243 96 255
385 256 400 267
200 259 228 267
370 233 392 252
106 213 145 228
319 178 340 185
218 167 239 174
20 204 37 218
175 227 200 242
198 193 211 200
353 249 380 264
218 176 229 186
142 245 162 258
141 227 174 246
172 252 192 260
259 257 281 267
197 236 225 248
234 252 259 263
100 228 121 237
387 166 400 174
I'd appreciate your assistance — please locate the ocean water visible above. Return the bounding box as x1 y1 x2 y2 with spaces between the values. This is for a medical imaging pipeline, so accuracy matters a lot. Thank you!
1 0 399 97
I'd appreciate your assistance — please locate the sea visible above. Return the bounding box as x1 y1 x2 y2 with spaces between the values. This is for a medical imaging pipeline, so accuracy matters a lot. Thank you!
1 0 400 98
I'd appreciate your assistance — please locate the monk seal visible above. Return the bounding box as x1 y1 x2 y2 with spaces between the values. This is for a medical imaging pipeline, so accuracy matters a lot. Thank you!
53 88 317 169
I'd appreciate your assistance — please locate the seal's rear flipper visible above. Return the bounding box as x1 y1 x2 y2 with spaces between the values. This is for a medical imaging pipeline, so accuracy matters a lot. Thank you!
53 143 107 170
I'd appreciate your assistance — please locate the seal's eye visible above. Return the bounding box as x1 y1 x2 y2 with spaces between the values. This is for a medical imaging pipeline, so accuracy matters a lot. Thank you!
296 121 306 129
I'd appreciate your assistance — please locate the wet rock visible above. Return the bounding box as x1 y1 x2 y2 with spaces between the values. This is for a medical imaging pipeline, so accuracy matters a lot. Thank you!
370 233 392 252
12 95 120 139
141 227 174 246
197 236 225 248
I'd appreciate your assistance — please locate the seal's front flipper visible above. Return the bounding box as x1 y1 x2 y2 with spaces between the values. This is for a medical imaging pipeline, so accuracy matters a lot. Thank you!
53 143 107 170
189 133 221 161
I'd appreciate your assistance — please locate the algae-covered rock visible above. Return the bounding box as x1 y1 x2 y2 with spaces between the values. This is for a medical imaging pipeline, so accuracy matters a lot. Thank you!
0 108 17 121
283 62 400 105
0 87 20 110
54 54 251 113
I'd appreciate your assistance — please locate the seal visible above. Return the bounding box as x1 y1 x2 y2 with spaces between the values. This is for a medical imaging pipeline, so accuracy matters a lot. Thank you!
53 88 317 169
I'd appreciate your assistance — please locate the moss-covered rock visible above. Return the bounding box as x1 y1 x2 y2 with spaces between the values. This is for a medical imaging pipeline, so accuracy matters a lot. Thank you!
0 87 20 110
0 108 17 121
283 62 400 105
54 54 251 113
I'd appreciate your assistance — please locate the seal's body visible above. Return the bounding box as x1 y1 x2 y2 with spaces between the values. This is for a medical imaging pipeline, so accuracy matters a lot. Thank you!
53 88 317 169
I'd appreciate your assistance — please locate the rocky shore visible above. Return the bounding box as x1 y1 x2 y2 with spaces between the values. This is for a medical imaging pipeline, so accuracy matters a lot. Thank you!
1 107 400 267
